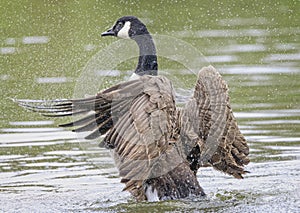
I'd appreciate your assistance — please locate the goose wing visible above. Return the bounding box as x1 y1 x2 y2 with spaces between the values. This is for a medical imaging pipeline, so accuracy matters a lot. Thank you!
180 66 250 179
14 79 145 139
15 75 193 200
103 75 190 200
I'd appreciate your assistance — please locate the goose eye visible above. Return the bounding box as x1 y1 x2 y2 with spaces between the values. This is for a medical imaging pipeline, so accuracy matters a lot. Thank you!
116 22 124 30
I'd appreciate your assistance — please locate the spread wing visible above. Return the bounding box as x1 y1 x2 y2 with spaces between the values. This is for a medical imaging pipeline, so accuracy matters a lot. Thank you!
180 66 250 179
14 79 145 139
14 75 191 200
104 76 189 200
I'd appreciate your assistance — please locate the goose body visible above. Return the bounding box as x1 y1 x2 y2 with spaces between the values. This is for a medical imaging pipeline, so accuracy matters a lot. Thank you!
15 16 250 201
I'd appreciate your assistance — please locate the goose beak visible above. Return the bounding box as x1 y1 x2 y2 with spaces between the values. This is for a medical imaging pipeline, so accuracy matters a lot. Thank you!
101 28 115 37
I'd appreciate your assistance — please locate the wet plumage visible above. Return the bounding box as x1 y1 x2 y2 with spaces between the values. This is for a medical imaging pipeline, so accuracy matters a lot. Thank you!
14 16 249 201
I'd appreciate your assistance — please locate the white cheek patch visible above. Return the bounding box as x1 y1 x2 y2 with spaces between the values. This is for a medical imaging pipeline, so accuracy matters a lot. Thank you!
117 21 131 39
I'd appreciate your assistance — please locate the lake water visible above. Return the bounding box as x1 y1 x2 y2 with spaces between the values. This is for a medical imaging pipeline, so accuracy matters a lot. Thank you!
0 1 299 212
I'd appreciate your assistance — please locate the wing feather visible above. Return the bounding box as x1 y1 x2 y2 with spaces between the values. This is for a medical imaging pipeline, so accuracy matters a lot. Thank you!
103 76 195 199
13 79 144 139
180 66 250 178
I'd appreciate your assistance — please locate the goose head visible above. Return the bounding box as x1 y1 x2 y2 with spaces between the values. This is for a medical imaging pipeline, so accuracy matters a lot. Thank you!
101 16 149 39
101 16 158 77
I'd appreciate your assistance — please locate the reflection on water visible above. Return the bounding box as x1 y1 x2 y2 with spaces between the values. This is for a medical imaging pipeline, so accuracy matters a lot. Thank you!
35 77 72 84
1 70 299 212
0 0 299 212
183 27 299 38
0 47 16 54
22 36 49 45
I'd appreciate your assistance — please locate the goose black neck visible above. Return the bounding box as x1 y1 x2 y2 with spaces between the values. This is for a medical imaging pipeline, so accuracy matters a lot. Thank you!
133 34 158 76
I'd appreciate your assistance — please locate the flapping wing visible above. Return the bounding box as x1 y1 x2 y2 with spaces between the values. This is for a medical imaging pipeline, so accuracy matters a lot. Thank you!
180 66 250 179
104 76 186 200
14 75 187 200
13 79 145 139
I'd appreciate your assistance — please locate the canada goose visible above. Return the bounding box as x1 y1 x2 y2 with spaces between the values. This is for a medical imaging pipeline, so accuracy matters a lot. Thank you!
14 16 250 202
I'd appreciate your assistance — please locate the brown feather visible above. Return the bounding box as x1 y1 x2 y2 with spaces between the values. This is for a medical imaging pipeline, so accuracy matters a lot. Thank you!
14 66 249 201
180 66 249 178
